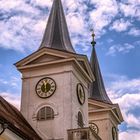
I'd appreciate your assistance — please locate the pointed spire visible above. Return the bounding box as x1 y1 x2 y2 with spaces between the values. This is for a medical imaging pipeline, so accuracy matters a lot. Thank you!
89 32 112 104
39 0 75 53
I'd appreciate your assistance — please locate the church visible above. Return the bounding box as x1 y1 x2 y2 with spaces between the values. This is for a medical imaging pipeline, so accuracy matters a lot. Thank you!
0 0 123 140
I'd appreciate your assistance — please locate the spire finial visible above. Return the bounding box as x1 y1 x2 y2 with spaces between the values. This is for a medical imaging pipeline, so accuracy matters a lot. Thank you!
91 29 96 47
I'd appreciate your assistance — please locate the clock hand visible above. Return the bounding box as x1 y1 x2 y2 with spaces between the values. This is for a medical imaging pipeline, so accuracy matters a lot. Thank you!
43 81 47 93
80 90 83 98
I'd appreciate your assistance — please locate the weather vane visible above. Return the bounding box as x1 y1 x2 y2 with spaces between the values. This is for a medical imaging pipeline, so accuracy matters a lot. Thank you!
91 29 96 47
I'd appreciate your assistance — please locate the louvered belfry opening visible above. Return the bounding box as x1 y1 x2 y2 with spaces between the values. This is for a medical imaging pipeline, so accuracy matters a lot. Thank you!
37 106 54 121
78 111 84 128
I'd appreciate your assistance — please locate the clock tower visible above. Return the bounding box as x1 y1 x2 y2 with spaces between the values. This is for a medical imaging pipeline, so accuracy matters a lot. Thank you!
15 0 94 139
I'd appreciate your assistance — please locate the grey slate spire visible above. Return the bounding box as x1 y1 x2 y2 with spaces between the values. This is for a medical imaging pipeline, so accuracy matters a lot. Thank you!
39 0 75 53
90 45 112 104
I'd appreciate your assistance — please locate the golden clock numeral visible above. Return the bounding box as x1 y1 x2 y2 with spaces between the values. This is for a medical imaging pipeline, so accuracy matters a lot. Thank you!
45 92 48 97
50 82 54 85
50 88 54 92
37 90 41 94
50 90 53 93
37 88 41 91
39 92 43 96
51 86 55 89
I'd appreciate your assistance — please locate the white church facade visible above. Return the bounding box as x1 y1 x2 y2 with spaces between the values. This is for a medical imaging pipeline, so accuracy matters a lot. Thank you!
0 0 123 140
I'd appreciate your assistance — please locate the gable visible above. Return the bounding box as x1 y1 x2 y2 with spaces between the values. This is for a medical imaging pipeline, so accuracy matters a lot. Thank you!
78 60 89 75
89 103 106 110
15 47 94 83
88 98 113 112
15 48 68 67
112 104 124 122
88 100 109 111
27 54 63 65
88 99 123 124
15 47 94 80
76 57 95 82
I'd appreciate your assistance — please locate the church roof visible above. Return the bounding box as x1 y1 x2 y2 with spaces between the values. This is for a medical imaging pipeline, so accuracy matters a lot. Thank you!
0 96 42 140
39 0 75 53
89 47 112 104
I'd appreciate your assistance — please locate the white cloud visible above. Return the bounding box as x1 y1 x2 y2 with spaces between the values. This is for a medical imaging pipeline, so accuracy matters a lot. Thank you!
119 1 140 20
107 43 135 56
10 76 21 88
0 14 47 52
110 19 131 32
30 0 53 8
106 74 140 134
107 74 140 97
113 93 140 128
0 0 139 55
107 39 114 43
120 131 140 140
90 0 118 36
64 0 78 13
0 0 22 11
0 0 87 53
0 92 21 109
67 13 85 34
0 76 21 91
64 0 120 52
0 79 8 84
128 28 140 36
0 0 39 15
0 0 47 53
62 0 92 52
126 113 140 128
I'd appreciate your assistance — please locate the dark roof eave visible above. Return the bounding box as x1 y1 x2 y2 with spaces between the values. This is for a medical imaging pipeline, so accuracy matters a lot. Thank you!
88 97 113 105
0 97 42 140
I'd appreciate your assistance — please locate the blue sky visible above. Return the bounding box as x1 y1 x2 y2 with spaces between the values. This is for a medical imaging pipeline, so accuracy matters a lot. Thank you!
0 0 140 139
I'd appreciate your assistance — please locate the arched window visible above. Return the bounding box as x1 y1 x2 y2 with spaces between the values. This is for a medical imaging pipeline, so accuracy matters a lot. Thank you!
78 111 84 128
37 106 54 121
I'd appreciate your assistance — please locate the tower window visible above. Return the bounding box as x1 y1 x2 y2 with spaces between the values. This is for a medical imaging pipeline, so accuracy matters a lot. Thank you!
37 106 54 121
78 111 84 128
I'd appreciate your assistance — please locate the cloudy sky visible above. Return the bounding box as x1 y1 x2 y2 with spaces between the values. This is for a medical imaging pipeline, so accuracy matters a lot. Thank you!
0 0 140 139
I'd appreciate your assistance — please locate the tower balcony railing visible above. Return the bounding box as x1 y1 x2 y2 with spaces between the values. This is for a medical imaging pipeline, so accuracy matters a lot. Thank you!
67 127 101 140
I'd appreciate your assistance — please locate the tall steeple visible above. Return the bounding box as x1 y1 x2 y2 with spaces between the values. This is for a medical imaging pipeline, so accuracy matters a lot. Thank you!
39 0 75 53
89 32 112 104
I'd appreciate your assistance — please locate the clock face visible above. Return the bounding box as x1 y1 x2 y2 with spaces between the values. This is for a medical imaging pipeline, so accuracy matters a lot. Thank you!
35 77 56 98
89 123 99 134
77 83 85 105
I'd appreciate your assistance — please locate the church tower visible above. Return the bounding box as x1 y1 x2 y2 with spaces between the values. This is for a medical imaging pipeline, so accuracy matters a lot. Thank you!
15 0 94 139
88 32 123 140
